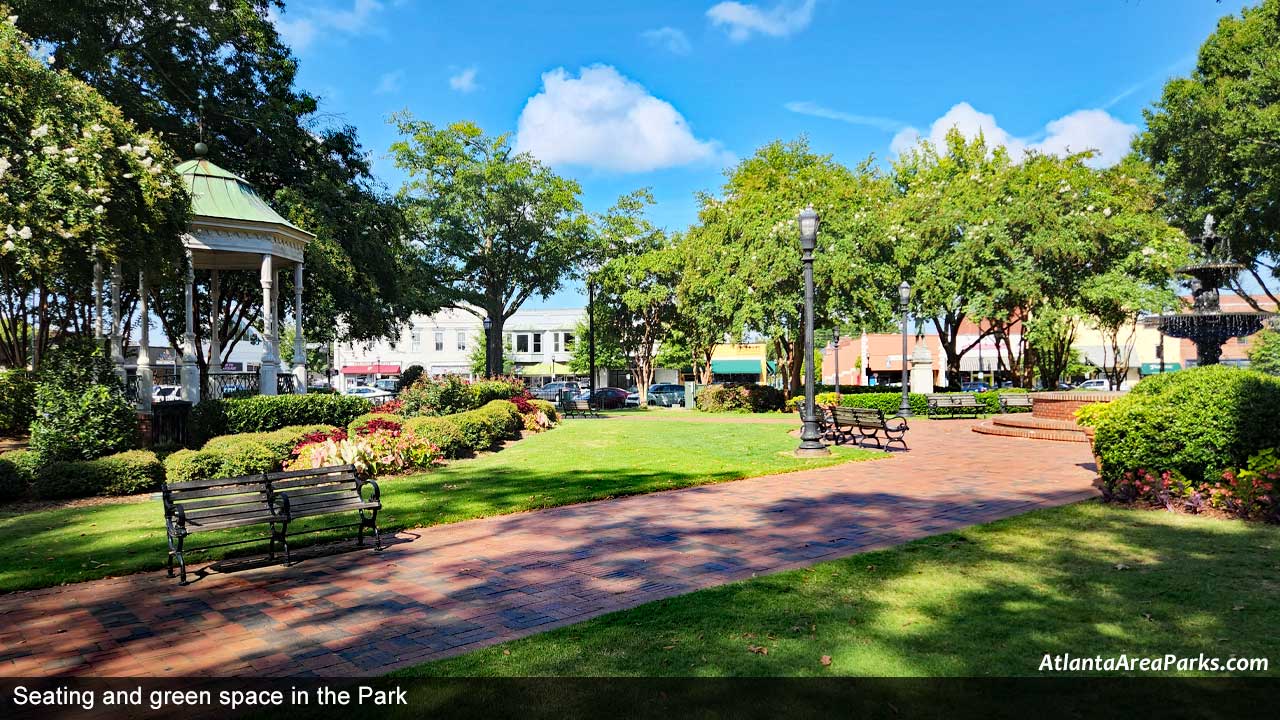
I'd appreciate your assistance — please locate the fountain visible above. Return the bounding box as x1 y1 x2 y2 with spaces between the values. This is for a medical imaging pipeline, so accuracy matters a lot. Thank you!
1143 215 1275 365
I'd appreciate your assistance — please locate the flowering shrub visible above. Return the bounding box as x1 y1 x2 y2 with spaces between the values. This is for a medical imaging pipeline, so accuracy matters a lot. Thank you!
356 417 403 436
376 398 405 415
299 428 347 446
509 394 534 414
287 428 443 477
1102 449 1280 523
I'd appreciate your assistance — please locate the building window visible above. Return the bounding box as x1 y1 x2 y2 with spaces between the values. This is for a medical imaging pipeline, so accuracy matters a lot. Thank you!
457 331 467 351
410 331 421 352
434 331 444 352
516 334 529 352
563 332 575 350
553 333 561 352
532 333 542 353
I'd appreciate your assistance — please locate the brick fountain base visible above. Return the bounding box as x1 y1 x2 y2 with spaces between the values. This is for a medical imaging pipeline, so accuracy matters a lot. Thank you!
972 391 1123 442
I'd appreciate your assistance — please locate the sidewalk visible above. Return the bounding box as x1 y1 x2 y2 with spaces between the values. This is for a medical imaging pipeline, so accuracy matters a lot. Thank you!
0 420 1096 677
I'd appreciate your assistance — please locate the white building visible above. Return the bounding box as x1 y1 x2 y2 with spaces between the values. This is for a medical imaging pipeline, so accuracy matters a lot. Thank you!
331 306 591 389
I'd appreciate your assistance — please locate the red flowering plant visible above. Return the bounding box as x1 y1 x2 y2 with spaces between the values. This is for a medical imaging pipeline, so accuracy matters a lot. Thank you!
509 394 534 414
376 398 405 415
1210 449 1280 521
356 416 403 436
1104 468 1198 512
291 428 349 461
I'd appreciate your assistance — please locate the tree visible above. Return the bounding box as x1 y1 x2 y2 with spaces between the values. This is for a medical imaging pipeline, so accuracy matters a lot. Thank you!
568 319 624 377
1137 0 1280 308
1248 327 1280 375
591 190 679 404
0 15 188 369
15 0 434 373
391 117 592 375
672 229 736 384
690 138 892 396
470 335 514 376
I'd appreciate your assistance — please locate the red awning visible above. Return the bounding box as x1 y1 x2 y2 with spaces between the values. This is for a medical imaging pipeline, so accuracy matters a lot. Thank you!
340 364 400 375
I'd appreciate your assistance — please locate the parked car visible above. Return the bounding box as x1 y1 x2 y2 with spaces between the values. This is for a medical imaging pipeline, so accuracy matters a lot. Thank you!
374 378 401 393
1077 378 1134 391
533 381 581 401
152 385 183 403
574 386 630 409
647 383 686 407
345 385 395 400
959 381 991 393
625 387 640 407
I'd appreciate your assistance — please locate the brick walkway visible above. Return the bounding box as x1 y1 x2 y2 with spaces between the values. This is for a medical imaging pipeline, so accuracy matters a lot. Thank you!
0 420 1096 677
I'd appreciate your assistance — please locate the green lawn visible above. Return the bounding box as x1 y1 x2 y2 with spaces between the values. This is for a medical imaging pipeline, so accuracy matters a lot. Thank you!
400 502 1280 677
0 417 878 592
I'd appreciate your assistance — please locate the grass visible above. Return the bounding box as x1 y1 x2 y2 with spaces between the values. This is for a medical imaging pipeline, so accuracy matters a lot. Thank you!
0 417 878 592
399 501 1280 677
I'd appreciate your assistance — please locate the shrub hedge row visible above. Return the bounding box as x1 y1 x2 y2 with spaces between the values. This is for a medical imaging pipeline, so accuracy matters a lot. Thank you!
190 394 371 445
403 400 524 458
165 424 338 484
787 388 1029 415
695 384 786 413
32 450 166 499
1083 365 1280 484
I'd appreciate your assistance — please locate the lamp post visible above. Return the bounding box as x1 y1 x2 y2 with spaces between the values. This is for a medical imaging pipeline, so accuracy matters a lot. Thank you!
833 327 841 399
587 273 597 398
796 206 830 457
897 281 912 418
482 316 493 378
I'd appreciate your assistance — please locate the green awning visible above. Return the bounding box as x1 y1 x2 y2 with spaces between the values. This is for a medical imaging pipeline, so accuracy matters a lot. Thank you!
518 361 570 376
711 359 765 374
1140 362 1181 374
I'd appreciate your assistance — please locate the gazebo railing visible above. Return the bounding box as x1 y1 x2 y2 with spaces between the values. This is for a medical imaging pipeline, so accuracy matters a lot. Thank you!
277 374 296 395
206 372 260 400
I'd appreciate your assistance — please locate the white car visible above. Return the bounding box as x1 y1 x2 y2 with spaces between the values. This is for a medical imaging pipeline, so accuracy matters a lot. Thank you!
344 385 395 400
1077 378 1132 391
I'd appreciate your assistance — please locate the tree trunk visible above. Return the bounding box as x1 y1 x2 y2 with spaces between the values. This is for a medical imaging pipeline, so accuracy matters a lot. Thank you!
486 309 505 379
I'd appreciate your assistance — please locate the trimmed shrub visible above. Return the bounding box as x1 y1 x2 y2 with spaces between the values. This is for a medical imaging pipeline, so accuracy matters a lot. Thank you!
190 394 370 444
839 392 929 417
402 416 466 459
1086 365 1280 484
0 369 36 436
164 442 278 485
29 340 138 461
399 374 472 417
696 384 786 413
530 399 558 423
471 378 526 406
32 450 164 499
204 424 338 458
0 450 38 500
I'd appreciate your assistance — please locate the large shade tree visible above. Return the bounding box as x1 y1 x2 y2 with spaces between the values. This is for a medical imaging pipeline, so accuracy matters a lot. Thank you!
0 15 188 369
390 116 592 375
1137 0 1280 308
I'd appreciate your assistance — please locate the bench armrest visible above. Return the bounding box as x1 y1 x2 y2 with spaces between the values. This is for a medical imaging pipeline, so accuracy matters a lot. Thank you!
358 478 382 505
886 416 909 431
274 491 292 520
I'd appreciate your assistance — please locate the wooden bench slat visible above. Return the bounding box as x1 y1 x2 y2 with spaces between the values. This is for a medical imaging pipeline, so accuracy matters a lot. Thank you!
165 474 264 491
170 494 271 512
286 491 363 509
270 473 359 491
266 464 357 481
184 503 276 522
168 483 269 501
274 482 359 499
184 513 281 531
287 501 380 519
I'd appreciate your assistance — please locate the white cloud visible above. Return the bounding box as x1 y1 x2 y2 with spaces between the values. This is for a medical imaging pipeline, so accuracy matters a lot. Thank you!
643 27 692 55
514 64 730 173
784 100 903 132
267 0 385 53
449 67 479 93
889 102 1137 167
707 0 815 42
374 70 403 95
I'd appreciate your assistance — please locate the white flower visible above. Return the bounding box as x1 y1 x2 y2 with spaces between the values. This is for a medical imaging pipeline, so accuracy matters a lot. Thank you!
1 240 13 253
41 145 58 155
132 145 147 157
1141 246 1156 256
90 123 104 133
122 173 134 179
0 157 9 178
65 156 78 164
140 156 153 167
117 143 132 153
1103 207 1112 217
16 226 31 240
3 224 14 238
30 124 48 138
6 15 18 25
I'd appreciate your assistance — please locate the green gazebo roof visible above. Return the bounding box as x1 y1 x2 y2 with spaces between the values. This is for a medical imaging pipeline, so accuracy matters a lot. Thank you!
175 158 304 232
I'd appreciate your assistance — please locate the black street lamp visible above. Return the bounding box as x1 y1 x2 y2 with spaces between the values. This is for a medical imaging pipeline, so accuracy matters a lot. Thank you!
897 281 912 417
796 206 830 457
482 316 493 378
587 272 597 399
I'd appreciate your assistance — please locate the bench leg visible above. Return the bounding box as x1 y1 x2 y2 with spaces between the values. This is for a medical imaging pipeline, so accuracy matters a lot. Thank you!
173 533 188 586
360 508 383 550
166 530 176 578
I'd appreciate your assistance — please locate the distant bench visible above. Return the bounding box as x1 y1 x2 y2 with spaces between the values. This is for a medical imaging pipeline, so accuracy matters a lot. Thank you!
559 398 601 418
162 464 381 585
999 394 1033 413
925 393 983 418
828 406 910 451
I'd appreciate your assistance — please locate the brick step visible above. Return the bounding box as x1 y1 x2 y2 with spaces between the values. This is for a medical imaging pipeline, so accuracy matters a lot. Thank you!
987 414 1083 432
971 418 1090 443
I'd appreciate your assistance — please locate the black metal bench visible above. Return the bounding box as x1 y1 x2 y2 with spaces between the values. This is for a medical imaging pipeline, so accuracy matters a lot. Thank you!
268 464 382 556
926 393 983 418
559 398 600 418
999 393 1033 413
163 474 284 585
830 406 910 450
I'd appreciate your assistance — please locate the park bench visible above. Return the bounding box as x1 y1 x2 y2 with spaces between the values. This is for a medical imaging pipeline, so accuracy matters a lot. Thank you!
999 393 1033 413
559 398 601 418
926 393 983 418
163 473 285 586
830 406 910 450
162 464 381 585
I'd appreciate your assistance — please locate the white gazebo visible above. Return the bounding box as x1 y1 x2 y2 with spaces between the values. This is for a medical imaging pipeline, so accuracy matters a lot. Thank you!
106 145 315 409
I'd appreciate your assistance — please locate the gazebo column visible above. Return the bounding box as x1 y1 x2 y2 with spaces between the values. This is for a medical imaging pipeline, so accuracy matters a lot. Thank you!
209 270 221 372
136 271 153 412
292 262 308 394
180 251 200 404
93 249 104 349
110 262 126 383
258 253 278 395
272 269 283 387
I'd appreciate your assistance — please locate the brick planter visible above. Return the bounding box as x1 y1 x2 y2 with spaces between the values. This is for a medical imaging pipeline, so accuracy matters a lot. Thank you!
1028 391 1124 422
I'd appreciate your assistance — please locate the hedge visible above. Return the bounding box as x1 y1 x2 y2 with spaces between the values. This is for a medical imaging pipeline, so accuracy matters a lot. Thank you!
530 399 559 423
0 450 38 500
403 400 525 458
190 394 371 444
1084 365 1280 484
32 450 165 499
695 384 786 413
401 416 467 459
348 412 404 436
166 424 338 484
0 370 36 436
788 389 1029 415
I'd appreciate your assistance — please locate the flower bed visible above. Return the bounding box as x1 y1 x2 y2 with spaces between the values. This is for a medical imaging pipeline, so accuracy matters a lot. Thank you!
1102 449 1279 523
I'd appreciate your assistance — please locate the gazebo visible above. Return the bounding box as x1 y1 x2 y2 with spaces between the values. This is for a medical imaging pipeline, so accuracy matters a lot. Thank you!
106 145 315 409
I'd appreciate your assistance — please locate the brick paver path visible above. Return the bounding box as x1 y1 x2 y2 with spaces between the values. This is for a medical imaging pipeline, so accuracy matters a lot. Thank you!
0 420 1096 677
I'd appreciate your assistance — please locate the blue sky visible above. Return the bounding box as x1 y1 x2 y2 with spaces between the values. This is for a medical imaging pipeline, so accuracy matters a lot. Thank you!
272 0 1246 307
